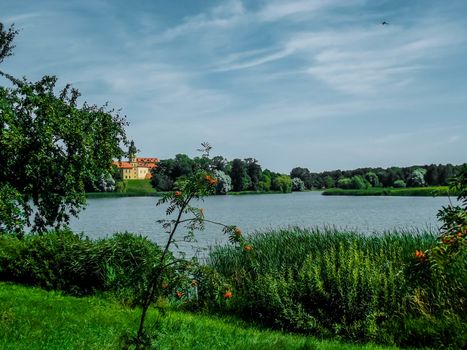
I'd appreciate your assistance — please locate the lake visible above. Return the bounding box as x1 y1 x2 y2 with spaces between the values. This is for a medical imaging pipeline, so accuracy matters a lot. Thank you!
69 192 450 256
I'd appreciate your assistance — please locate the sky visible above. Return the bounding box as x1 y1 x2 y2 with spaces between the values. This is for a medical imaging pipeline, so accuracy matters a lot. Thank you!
1 0 466 173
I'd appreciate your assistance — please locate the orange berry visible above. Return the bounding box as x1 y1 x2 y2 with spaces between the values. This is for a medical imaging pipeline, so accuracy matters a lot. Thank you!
176 291 184 299
224 291 233 299
243 245 253 252
174 191 182 197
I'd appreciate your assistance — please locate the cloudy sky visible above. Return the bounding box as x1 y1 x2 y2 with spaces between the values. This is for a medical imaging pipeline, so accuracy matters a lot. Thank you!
1 0 466 172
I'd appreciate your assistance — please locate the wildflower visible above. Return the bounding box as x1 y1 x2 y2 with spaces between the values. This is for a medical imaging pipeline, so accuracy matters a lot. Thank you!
234 227 242 237
415 250 426 262
415 250 425 258
243 245 253 252
442 236 452 245
224 291 233 299
174 191 182 197
176 291 184 299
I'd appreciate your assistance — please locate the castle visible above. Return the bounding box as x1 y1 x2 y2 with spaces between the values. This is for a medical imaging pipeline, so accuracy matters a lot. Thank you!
112 147 159 180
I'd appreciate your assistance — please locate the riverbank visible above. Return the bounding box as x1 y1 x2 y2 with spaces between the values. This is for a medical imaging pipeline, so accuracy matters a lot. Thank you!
0 282 396 350
87 179 163 198
322 186 452 196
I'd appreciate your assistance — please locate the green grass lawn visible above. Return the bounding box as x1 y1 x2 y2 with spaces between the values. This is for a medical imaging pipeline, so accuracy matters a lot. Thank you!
87 180 162 198
0 282 401 350
322 186 451 196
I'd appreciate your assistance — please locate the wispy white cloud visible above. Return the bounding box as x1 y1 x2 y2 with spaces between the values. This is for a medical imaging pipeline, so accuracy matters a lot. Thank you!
2 0 466 171
155 0 245 42
258 0 365 22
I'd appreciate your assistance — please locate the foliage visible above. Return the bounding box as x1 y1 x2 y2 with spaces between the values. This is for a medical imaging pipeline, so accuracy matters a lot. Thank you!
133 144 240 346
290 167 313 189
0 231 164 303
230 158 248 192
202 228 466 348
323 175 335 189
392 180 406 188
213 169 232 195
0 283 399 350
244 158 262 191
0 23 18 64
310 164 462 190
115 181 127 193
0 27 127 233
291 177 305 191
365 172 380 187
407 168 427 187
322 186 450 196
337 177 352 189
273 175 292 193
351 175 371 189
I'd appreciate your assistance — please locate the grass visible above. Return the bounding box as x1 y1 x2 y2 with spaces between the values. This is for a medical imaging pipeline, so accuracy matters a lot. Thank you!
204 228 466 348
322 186 451 196
87 180 163 198
0 282 400 350
228 190 284 195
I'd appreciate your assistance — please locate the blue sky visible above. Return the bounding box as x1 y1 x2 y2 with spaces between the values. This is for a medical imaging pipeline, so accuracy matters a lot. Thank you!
1 0 466 172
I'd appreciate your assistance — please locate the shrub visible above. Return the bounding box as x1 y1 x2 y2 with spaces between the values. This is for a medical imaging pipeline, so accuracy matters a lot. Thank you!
273 175 292 193
337 177 352 189
201 228 466 347
393 180 406 188
0 231 165 302
292 178 305 191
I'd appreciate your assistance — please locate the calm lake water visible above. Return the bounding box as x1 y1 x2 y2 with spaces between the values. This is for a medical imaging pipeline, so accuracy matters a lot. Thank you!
69 192 450 256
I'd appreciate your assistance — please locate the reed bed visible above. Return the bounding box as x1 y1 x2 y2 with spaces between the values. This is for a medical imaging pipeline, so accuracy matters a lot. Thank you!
201 227 465 348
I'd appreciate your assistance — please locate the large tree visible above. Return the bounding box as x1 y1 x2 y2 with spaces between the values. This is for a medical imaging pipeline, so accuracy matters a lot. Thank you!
0 23 17 64
0 23 127 234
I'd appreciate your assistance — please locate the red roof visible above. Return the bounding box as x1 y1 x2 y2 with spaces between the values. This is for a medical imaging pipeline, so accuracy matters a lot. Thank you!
112 161 132 169
113 157 158 169
137 157 159 163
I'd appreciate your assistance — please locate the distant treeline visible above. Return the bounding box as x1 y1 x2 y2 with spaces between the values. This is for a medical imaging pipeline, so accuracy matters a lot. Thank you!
150 154 294 193
297 163 464 190
150 154 465 193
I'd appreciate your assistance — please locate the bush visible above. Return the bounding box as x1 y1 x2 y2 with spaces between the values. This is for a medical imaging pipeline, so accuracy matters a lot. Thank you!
200 228 466 347
273 175 292 193
292 178 305 191
0 231 166 303
393 180 406 188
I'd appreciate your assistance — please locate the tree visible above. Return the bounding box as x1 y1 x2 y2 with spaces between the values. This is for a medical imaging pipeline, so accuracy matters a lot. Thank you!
337 177 352 189
230 159 247 192
292 177 305 191
213 169 231 194
211 155 227 172
0 23 18 64
425 164 439 186
393 180 406 188
273 175 292 193
408 168 427 187
0 76 127 233
290 167 312 189
245 158 262 191
323 175 335 189
351 175 371 189
0 23 127 233
128 140 138 159
259 170 272 192
365 172 380 187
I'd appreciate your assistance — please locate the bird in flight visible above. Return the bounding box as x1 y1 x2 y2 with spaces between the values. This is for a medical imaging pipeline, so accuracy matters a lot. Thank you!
381 21 389 25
